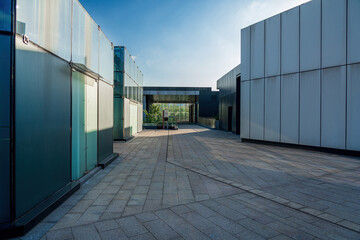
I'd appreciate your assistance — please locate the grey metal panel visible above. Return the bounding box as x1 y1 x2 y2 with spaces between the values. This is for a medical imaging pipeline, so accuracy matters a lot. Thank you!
300 0 321 72
241 27 251 81
250 22 264 80
281 73 299 144
281 7 299 75
321 66 346 149
299 70 321 146
240 81 250 138
347 64 360 151
348 0 360 64
265 15 280 77
322 0 346 68
250 79 264 140
264 76 280 142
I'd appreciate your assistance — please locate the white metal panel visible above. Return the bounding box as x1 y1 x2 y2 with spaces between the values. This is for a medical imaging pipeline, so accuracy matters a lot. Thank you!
265 15 280 77
347 64 360 151
321 66 346 149
322 0 346 68
264 76 280 142
348 0 360 64
250 22 265 80
281 73 299 144
241 27 251 81
300 0 321 72
281 7 299 75
240 81 250 138
299 70 321 146
250 79 264 140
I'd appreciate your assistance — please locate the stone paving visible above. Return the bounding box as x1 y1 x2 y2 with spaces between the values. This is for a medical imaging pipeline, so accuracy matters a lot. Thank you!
17 125 360 239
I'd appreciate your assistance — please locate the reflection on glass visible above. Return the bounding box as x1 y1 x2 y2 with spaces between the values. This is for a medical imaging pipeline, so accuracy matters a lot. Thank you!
0 0 11 32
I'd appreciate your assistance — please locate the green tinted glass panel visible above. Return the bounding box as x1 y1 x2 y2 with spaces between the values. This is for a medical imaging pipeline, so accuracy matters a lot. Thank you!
72 72 86 180
86 78 97 171
15 37 71 217
113 97 124 140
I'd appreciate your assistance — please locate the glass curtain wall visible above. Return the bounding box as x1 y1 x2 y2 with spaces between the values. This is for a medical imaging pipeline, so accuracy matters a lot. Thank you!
154 103 192 123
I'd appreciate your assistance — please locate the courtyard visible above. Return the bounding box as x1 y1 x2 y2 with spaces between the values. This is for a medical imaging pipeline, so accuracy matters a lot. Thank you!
22 125 360 240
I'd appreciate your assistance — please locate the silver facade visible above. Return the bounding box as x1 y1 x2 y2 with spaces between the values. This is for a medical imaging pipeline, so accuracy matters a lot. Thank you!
240 0 360 151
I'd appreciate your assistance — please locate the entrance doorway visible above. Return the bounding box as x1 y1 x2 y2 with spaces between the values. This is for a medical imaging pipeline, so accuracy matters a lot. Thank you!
228 106 233 132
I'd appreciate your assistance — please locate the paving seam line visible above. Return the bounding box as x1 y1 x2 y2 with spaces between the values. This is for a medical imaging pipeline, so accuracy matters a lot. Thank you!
163 133 360 234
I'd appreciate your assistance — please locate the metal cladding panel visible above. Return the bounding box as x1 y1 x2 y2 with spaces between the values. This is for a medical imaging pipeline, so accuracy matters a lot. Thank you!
321 66 346 149
250 22 265 80
347 64 360 151
300 0 321 72
281 7 299 75
348 0 360 64
15 37 71 217
322 0 346 68
99 81 114 162
241 27 251 81
299 70 321 146
240 81 250 138
264 76 280 142
250 79 264 140
281 73 299 144
265 15 280 77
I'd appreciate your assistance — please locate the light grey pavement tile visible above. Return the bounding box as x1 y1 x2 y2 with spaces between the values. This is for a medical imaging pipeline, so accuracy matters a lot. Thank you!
135 212 159 223
100 228 128 240
201 226 238 240
129 233 155 240
46 228 73 240
94 219 119 232
237 218 280 239
71 225 101 240
235 230 266 240
143 219 180 240
116 216 148 237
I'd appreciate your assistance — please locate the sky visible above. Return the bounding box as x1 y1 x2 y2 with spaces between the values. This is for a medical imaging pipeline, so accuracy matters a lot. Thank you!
80 0 310 90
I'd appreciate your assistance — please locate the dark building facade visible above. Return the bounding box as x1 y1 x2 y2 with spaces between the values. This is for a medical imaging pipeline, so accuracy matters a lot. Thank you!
217 65 241 134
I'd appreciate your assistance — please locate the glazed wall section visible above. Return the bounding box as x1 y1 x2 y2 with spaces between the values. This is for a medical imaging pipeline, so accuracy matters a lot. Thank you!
114 46 143 140
0 0 13 224
6 0 115 222
240 0 360 151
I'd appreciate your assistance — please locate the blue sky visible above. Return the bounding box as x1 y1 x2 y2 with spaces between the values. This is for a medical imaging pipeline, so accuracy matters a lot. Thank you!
80 0 310 90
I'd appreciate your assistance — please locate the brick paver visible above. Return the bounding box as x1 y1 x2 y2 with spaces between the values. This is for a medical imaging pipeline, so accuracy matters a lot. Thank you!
18 125 360 240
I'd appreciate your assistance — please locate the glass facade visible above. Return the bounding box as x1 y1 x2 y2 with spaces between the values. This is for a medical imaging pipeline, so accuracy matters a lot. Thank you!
0 0 116 234
113 46 143 140
154 103 192 123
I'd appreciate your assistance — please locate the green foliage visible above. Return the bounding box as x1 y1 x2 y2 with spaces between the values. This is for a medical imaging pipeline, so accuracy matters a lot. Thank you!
144 104 162 123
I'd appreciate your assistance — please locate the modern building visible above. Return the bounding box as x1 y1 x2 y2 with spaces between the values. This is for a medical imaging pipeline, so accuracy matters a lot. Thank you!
0 0 117 237
217 64 241 134
240 0 360 152
114 46 143 140
143 87 219 124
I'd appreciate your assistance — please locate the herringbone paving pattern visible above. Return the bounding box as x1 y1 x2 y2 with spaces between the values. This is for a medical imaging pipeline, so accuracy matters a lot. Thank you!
18 125 360 239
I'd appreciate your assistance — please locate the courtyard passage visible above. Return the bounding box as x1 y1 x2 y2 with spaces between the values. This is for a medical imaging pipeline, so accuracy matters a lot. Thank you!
27 125 360 239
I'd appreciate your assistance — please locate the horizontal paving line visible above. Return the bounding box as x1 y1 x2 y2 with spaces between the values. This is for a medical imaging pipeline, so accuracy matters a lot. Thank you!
167 159 360 234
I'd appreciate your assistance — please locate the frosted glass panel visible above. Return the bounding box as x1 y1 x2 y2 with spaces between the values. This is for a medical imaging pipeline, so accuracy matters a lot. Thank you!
72 0 99 73
16 0 72 61
99 31 114 84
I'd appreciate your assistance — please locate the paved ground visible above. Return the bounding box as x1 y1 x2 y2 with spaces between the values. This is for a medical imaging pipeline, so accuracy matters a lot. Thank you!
18 125 360 239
